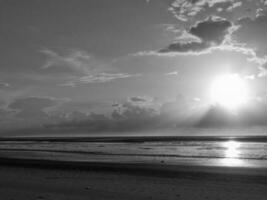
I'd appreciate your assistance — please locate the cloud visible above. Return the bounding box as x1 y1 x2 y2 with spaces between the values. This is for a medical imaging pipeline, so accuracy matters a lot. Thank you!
134 1 266 68
57 100 111 114
224 12 267 76
190 16 232 43
0 108 14 119
197 105 238 127
234 13 267 57
168 0 262 22
113 96 159 114
169 0 237 21
0 81 9 88
57 111 90 122
226 1 242 12
159 41 209 54
198 98 267 127
159 94 205 126
111 100 158 121
165 71 179 76
159 23 183 34
60 73 140 86
45 98 160 133
7 94 267 133
174 30 202 43
41 49 139 86
8 96 60 119
0 96 67 131
129 96 148 102
40 49 107 75
159 16 232 53
134 12 267 80
40 95 205 133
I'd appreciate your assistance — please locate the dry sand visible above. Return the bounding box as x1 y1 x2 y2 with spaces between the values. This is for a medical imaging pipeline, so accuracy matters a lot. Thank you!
0 164 267 200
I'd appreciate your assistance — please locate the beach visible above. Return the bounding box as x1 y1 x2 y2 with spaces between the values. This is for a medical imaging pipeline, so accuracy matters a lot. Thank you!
1 136 267 199
1 162 267 200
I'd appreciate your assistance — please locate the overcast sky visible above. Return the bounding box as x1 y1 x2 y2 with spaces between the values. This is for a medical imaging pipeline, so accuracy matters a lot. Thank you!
1 0 267 134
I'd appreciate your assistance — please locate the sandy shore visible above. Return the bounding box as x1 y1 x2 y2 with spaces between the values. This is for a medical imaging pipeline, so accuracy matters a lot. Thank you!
0 161 267 200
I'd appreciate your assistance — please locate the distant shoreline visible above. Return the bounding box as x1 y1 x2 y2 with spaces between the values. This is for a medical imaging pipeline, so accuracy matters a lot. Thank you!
1 135 267 142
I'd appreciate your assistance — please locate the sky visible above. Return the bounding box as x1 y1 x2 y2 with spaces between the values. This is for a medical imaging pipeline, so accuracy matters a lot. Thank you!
1 0 267 135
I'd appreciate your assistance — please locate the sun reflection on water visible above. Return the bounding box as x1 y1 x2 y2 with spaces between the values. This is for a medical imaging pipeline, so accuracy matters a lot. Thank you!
221 140 244 167
224 140 240 158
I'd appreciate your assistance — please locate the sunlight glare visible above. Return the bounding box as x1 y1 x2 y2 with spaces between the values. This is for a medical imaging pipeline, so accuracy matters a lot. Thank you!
210 74 248 110
224 140 241 158
221 140 243 167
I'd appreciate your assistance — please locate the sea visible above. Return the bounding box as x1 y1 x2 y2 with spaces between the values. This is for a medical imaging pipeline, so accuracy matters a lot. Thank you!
1 135 267 169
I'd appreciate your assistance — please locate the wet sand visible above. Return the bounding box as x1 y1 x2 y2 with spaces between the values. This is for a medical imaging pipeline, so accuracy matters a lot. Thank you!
0 160 267 200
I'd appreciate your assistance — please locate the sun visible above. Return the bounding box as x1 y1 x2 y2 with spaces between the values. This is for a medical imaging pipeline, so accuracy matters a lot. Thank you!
210 74 248 110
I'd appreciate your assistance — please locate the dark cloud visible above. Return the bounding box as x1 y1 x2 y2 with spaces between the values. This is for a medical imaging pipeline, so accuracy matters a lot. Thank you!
159 17 232 53
159 41 209 53
189 16 232 44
